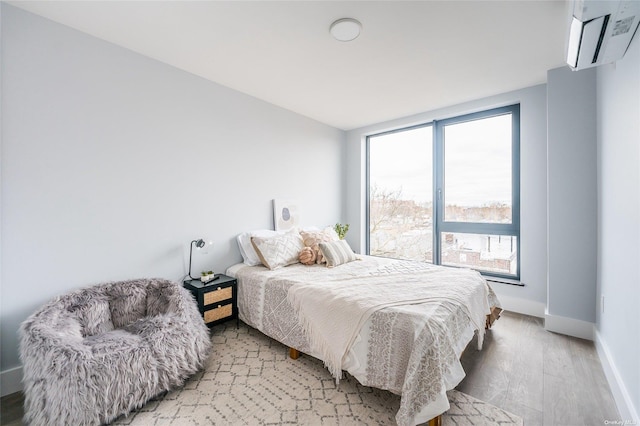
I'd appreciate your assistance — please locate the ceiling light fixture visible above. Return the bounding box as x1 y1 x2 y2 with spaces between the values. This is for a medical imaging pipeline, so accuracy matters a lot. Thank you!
330 18 362 42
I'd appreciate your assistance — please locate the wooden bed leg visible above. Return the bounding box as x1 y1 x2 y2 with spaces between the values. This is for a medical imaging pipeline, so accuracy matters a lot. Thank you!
289 348 300 360
426 414 442 426
486 307 503 329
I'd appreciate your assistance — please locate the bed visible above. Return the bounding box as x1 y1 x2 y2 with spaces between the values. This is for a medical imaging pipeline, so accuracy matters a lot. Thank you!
226 253 501 426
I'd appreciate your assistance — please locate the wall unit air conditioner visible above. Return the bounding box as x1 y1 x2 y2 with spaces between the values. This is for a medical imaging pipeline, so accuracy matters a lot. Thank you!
567 0 640 70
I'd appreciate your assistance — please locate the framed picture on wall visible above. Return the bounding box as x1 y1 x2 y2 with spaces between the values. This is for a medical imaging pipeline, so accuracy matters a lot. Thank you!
273 199 299 231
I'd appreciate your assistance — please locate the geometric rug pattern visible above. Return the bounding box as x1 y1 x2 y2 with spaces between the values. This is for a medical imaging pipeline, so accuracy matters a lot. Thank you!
114 322 523 425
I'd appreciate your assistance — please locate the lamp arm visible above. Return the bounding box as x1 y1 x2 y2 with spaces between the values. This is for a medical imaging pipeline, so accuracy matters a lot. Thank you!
188 240 196 280
187 238 206 280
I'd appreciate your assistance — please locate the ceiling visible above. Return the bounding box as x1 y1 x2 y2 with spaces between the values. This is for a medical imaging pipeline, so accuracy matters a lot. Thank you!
9 1 570 130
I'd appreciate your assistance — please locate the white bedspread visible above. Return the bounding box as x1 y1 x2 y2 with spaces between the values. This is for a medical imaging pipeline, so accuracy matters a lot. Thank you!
227 256 499 426
287 265 489 382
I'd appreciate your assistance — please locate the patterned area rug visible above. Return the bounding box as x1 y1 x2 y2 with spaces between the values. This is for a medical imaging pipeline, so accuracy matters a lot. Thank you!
114 322 522 425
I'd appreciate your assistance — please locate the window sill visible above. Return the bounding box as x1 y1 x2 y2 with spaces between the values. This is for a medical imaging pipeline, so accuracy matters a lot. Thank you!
485 277 524 287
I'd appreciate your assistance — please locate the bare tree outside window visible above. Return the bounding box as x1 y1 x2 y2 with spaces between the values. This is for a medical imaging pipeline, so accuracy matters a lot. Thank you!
369 184 433 262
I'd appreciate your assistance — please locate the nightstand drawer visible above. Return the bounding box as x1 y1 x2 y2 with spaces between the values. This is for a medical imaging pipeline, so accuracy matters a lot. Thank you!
203 286 233 305
184 274 237 328
204 303 232 323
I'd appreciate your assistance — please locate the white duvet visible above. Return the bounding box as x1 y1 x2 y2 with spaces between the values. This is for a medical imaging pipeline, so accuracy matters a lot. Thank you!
227 256 500 425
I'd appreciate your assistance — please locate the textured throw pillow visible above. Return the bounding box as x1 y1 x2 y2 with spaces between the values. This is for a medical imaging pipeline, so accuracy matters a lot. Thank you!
300 227 339 264
318 240 357 268
251 229 305 270
237 230 285 266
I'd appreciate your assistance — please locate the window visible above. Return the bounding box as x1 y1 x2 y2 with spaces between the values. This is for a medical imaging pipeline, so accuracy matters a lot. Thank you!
368 125 433 262
367 105 520 279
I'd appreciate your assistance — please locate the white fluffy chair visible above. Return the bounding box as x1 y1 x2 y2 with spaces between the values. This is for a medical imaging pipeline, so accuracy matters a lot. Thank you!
20 278 211 426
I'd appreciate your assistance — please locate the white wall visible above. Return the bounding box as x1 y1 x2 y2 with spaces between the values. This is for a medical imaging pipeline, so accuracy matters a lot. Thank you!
596 35 640 422
345 85 548 316
0 4 344 391
546 66 597 327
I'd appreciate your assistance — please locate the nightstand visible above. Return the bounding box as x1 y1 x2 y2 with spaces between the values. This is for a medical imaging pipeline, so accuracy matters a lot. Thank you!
183 274 238 327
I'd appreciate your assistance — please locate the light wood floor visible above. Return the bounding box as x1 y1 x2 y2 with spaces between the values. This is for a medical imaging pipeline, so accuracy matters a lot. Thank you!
0 311 620 425
458 311 620 425
0 392 22 426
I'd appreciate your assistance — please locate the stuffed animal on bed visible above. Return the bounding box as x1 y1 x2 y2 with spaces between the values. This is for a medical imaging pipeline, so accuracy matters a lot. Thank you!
298 247 317 265
300 228 339 264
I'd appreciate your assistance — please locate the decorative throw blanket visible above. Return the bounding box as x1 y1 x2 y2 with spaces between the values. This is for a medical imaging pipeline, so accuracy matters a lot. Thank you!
287 266 490 382
230 256 499 425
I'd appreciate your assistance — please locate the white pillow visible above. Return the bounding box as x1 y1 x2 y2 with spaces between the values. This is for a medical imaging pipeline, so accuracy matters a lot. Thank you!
237 230 284 266
251 229 304 270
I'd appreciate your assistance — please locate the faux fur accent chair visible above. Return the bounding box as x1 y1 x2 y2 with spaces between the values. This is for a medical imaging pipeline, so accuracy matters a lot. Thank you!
20 278 211 426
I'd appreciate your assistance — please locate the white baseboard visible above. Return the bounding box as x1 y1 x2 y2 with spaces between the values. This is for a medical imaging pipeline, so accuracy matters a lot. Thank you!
594 330 639 423
0 366 23 397
544 311 594 340
496 294 546 318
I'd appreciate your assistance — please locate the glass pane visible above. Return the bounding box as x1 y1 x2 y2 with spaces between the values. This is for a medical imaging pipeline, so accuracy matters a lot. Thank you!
444 114 512 223
441 232 518 276
369 126 433 262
